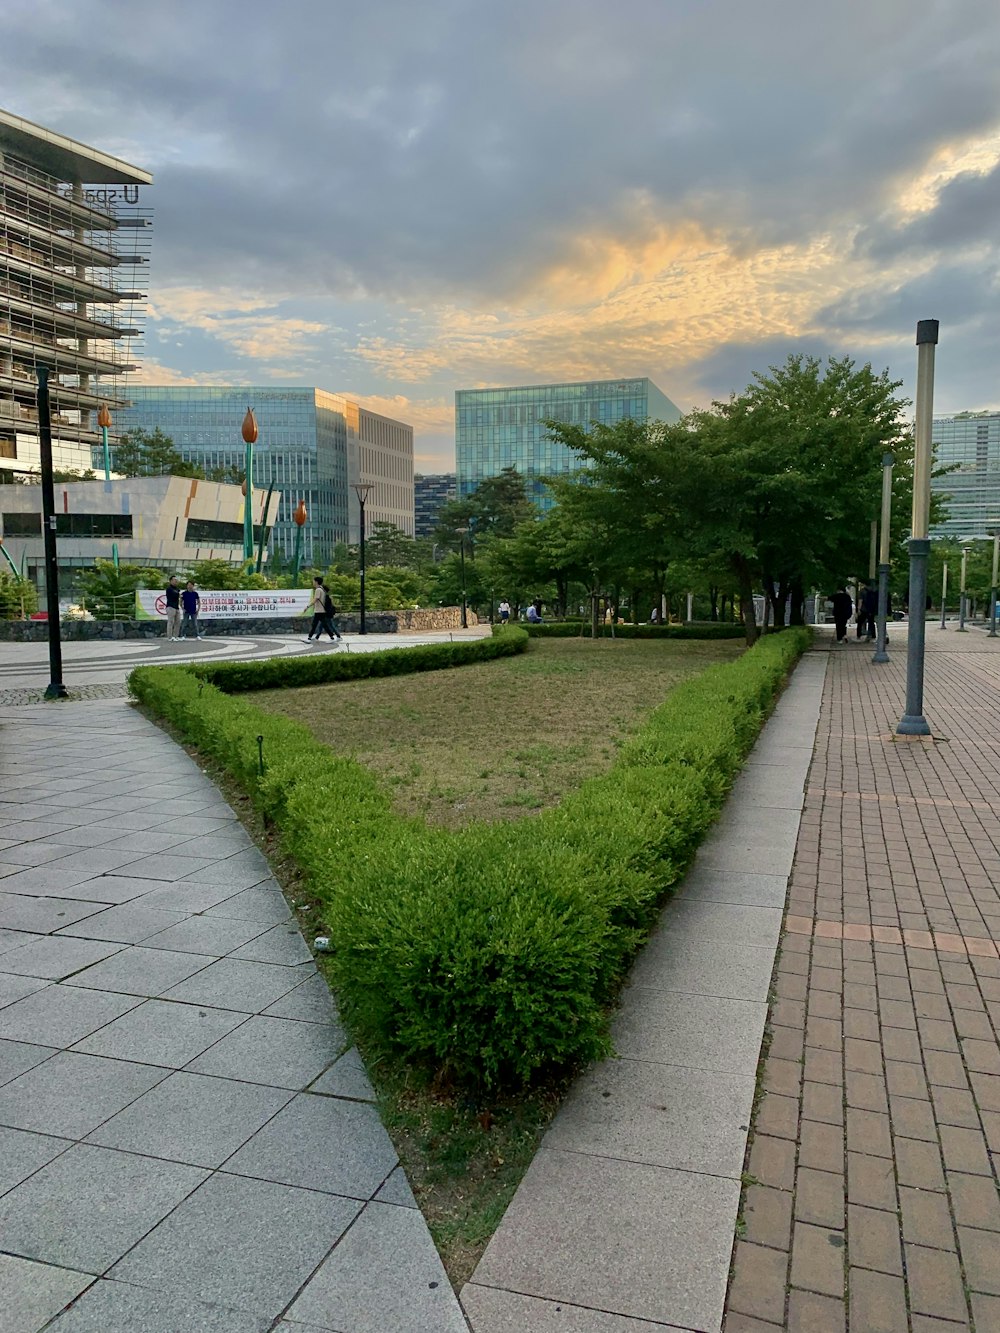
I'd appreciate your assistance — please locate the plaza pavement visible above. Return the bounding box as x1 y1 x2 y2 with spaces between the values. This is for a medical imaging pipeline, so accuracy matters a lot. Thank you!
5 623 999 1330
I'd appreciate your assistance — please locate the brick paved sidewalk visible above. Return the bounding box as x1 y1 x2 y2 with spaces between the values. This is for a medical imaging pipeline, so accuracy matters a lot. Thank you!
726 628 1000 1333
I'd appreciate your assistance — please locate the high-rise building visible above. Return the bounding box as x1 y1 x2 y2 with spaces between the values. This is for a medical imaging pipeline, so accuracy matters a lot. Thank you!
0 107 152 481
414 472 455 538
930 411 1000 539
455 377 682 504
113 386 413 566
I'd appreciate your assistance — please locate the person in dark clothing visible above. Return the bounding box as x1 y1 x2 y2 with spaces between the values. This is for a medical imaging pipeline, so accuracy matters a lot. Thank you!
831 587 853 643
164 575 182 641
306 576 342 643
860 582 879 641
180 581 203 639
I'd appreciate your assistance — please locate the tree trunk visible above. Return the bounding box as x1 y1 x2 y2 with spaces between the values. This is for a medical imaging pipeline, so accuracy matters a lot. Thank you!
734 559 758 645
789 578 805 626
709 586 719 621
590 589 600 639
556 574 568 619
772 577 790 629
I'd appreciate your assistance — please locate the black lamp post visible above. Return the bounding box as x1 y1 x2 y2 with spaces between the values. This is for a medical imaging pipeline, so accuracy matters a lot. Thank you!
36 367 67 698
457 526 469 629
353 482 374 634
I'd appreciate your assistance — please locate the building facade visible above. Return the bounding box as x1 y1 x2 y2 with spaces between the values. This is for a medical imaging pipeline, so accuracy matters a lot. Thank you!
455 377 682 504
0 475 277 592
930 411 1000 540
111 387 414 566
0 107 152 481
414 472 456 538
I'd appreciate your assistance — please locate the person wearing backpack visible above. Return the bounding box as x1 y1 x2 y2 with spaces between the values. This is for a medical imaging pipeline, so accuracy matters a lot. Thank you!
306 576 342 643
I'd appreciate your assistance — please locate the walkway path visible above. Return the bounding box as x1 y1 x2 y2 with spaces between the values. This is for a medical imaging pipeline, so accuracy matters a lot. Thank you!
725 626 1000 1332
0 698 469 1332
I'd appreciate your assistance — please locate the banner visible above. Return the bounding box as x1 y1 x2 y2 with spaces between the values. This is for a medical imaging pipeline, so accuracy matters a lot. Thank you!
135 589 312 620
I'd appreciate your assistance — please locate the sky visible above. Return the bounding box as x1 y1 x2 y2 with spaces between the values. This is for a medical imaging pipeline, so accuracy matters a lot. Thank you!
6 0 1000 470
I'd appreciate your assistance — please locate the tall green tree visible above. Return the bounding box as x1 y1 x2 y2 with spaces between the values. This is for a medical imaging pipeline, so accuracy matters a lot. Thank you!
434 467 533 551
109 427 205 479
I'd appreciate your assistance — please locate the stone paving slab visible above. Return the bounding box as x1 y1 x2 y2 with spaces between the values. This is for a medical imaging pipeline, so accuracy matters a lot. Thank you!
466 654 828 1332
0 697 472 1333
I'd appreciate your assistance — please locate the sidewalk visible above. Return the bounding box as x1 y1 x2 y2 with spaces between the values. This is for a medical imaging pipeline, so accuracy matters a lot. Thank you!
726 626 1000 1332
0 698 468 1332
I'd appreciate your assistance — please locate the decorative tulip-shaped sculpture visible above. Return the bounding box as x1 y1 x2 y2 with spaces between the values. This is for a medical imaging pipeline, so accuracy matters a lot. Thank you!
241 407 258 562
97 403 112 480
291 499 308 579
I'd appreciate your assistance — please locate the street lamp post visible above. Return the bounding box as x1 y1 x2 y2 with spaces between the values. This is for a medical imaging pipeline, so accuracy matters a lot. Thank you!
36 367 67 699
242 407 257 565
457 526 469 629
353 482 374 634
898 319 939 737
98 403 112 482
873 452 894 664
940 563 948 630
990 530 1000 637
958 546 970 631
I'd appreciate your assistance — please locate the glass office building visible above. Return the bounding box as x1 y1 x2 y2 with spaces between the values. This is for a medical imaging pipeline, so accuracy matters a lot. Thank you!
930 412 1000 539
113 386 414 563
414 472 455 538
455 377 682 504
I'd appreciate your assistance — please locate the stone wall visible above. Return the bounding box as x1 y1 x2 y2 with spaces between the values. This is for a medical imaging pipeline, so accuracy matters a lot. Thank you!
0 606 468 641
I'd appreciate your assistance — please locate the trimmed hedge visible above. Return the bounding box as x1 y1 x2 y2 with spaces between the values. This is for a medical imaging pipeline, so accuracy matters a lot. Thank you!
500 621 748 640
188 627 530 693
129 626 811 1090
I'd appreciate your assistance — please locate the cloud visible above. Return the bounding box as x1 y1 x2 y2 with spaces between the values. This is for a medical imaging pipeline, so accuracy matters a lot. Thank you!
4 0 1000 466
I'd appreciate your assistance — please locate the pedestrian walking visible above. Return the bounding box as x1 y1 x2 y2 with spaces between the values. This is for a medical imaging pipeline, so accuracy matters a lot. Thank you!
179 581 203 639
164 574 182 641
306 576 342 643
860 581 879 642
498 599 511 624
831 587 853 644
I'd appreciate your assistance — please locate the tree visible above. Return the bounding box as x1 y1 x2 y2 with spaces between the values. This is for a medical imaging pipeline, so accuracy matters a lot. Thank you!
76 561 159 620
0 572 37 619
365 522 421 569
434 467 533 551
109 427 205 479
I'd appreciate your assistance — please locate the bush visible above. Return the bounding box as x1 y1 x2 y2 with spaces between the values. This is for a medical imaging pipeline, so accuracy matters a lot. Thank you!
498 620 747 640
188 627 529 693
130 626 810 1090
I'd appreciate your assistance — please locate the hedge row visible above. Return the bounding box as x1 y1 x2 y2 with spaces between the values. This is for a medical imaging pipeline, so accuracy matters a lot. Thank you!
188 627 529 693
502 621 748 640
129 626 810 1090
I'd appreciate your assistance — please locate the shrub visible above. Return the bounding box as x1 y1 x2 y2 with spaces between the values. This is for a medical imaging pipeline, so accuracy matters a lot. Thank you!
130 626 811 1090
498 621 747 640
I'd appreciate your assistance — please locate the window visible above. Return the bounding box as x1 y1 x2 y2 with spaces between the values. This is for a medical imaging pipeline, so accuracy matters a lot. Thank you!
185 517 264 545
53 514 133 538
2 511 40 535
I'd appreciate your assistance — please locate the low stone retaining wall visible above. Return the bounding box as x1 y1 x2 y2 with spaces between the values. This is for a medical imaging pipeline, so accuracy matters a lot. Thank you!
0 606 468 642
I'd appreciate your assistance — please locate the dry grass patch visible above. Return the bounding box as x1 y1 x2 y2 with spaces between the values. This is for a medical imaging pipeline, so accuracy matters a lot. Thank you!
252 636 742 827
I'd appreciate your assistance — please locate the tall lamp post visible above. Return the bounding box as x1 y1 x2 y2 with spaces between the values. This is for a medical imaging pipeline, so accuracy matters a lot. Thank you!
241 407 257 565
957 546 970 631
353 482 374 634
457 525 469 629
872 452 894 663
897 319 939 737
98 403 112 482
989 529 1000 637
291 500 308 580
36 367 67 698
940 563 948 629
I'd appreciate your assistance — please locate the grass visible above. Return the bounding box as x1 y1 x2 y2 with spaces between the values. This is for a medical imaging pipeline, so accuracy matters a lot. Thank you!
252 636 742 828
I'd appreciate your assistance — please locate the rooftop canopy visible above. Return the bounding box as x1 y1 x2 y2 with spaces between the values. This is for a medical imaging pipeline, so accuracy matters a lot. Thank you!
0 107 152 186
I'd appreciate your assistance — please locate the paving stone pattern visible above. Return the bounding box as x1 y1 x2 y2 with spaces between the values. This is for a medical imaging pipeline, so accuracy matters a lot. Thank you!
0 698 467 1333
726 629 1000 1333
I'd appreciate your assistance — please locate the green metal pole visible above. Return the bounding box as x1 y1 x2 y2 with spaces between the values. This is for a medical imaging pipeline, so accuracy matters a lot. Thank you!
292 522 304 580
255 482 273 574
243 441 254 563
102 426 111 481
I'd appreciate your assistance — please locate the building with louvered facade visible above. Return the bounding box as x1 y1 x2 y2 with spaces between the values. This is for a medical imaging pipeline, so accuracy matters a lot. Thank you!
0 107 152 483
